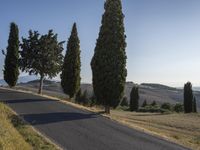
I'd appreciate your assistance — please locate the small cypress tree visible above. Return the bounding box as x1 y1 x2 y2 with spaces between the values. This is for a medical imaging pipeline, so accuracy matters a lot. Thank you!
91 0 127 114
3 22 19 87
130 86 139 111
193 97 197 113
142 100 147 107
61 23 81 98
184 82 193 113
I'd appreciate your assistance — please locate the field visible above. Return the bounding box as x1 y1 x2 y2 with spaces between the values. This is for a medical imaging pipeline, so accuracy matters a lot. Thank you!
110 110 200 150
0 102 59 150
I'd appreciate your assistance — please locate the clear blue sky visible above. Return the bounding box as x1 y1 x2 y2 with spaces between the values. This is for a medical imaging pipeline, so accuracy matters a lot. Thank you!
1 0 200 87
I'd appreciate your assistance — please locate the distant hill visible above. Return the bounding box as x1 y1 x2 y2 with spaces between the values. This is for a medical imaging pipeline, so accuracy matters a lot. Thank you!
141 83 177 90
17 80 199 110
0 75 38 86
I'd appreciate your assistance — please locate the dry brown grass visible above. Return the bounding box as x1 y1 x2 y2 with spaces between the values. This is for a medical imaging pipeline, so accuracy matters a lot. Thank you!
0 103 31 150
110 110 200 150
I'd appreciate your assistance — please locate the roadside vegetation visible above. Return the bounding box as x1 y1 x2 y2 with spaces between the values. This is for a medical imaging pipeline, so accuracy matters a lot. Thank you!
0 102 59 150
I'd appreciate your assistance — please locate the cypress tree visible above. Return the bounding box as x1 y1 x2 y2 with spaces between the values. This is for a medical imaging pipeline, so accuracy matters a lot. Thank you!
3 22 19 87
193 97 197 113
130 86 139 111
184 82 193 113
61 23 81 98
91 0 127 114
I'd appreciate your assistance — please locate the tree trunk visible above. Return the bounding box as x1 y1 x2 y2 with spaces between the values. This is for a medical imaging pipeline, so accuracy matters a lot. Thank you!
38 75 44 94
105 105 110 114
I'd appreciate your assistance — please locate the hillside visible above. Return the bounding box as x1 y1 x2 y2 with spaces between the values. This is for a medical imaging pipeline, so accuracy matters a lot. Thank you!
16 80 200 110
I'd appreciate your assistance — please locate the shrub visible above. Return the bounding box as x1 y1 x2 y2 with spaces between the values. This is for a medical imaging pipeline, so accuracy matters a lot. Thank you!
151 101 157 106
173 103 184 113
142 100 147 107
161 103 172 111
139 105 170 113
89 92 97 107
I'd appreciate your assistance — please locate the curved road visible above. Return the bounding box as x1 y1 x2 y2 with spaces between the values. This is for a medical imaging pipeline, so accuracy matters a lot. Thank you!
0 88 190 150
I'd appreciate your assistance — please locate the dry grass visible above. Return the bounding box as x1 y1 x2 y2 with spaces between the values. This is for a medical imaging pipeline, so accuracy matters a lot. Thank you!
0 102 60 150
0 103 31 150
110 110 200 150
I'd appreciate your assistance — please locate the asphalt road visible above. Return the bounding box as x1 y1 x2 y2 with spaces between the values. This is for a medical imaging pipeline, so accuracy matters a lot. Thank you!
0 88 190 150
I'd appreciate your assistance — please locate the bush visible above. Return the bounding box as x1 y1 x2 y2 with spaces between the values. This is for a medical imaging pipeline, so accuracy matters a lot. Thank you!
161 103 172 111
120 97 129 107
142 100 147 107
151 101 157 106
89 92 97 107
173 103 184 113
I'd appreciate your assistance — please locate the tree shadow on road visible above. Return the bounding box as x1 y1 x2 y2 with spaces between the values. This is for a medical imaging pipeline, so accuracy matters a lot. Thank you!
3 99 56 104
20 112 98 125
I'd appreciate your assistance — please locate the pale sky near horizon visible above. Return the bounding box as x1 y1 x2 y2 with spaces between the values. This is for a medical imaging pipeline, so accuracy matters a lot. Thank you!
1 0 200 87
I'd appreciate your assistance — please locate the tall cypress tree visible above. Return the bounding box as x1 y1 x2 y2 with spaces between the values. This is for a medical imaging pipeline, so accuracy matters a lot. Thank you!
3 22 19 87
184 82 193 113
61 23 81 98
130 86 139 111
91 0 127 114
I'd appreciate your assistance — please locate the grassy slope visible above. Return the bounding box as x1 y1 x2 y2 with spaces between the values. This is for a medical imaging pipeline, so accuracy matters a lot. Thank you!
111 110 200 150
0 103 59 150
0 103 31 150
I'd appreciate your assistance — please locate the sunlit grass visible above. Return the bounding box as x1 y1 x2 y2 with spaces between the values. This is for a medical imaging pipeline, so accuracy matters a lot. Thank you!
0 103 60 150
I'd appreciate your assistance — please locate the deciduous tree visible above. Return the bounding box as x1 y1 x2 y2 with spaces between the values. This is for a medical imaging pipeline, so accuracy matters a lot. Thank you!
20 30 64 94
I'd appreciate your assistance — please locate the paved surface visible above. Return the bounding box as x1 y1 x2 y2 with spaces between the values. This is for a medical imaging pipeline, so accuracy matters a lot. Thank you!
0 88 190 150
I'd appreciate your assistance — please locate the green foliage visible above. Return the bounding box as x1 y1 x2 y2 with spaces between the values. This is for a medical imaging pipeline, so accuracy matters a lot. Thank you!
3 22 19 87
89 92 97 107
151 101 157 106
184 82 193 113
75 89 82 103
75 89 94 106
120 96 129 107
138 105 167 113
142 100 147 107
173 103 184 113
91 0 127 112
130 86 139 111
161 103 172 111
193 97 197 113
61 23 81 98
20 30 64 94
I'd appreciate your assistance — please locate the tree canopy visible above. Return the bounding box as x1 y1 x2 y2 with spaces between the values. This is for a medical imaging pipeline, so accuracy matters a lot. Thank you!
20 30 64 94
91 0 127 114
